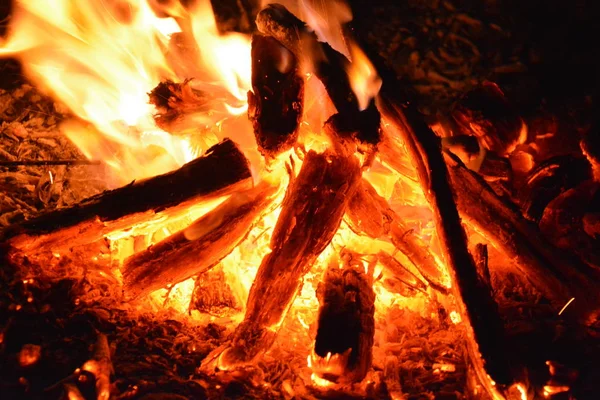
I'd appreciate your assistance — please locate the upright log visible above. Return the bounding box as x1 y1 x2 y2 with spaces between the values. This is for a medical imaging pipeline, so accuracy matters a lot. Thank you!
122 181 279 299
310 258 375 384
378 95 514 398
3 139 252 254
249 33 304 157
217 149 361 369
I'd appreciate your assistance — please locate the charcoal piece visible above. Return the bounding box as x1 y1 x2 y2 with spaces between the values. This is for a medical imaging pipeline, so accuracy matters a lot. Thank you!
311 262 375 384
248 33 304 157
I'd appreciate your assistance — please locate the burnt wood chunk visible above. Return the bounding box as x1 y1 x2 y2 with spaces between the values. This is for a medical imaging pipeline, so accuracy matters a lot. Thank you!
3 139 252 255
445 151 600 317
376 251 427 293
521 155 592 222
149 79 210 131
378 94 514 396
451 82 526 156
346 179 449 291
122 181 278 299
311 260 375 384
218 149 361 368
248 33 304 157
255 4 380 144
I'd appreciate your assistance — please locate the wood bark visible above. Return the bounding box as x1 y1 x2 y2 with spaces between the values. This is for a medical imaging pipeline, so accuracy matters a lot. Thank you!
122 181 278 299
248 33 304 157
377 94 514 396
218 149 361 369
311 261 375 384
255 4 380 144
346 179 449 291
3 139 252 254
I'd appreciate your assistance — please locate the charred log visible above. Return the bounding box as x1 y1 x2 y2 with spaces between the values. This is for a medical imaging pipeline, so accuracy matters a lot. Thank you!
217 149 361 368
122 181 278 299
346 179 449 291
451 82 527 156
310 260 375 384
255 4 380 145
473 244 491 290
3 139 252 255
521 154 591 222
248 33 304 157
581 128 600 181
377 95 514 395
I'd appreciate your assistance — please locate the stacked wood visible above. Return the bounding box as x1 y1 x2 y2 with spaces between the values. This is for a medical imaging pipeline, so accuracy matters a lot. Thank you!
122 181 279 299
248 33 304 157
2 139 252 255
346 179 450 291
311 259 375 384
217 149 361 369
255 4 380 145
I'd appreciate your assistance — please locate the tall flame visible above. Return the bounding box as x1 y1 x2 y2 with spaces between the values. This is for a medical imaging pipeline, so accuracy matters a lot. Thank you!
0 0 252 184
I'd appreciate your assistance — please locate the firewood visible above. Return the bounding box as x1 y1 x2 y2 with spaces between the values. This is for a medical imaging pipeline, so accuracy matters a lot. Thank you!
346 179 449 291
255 4 380 145
310 258 375 384
451 82 527 156
3 139 252 255
376 251 427 294
122 181 279 300
248 33 304 157
217 149 361 368
377 95 514 397
539 180 600 270
581 128 600 181
445 151 600 317
473 244 491 290
478 152 512 183
521 154 591 222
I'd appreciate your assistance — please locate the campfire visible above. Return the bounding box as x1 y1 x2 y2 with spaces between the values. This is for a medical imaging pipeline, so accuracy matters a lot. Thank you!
1 0 599 399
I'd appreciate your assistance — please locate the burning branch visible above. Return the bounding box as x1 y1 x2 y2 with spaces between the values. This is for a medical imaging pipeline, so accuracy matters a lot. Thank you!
346 179 450 291
216 149 361 369
377 95 515 398
122 180 280 299
2 139 252 255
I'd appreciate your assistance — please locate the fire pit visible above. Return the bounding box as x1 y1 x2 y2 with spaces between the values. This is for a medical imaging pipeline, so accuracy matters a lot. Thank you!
1 0 599 399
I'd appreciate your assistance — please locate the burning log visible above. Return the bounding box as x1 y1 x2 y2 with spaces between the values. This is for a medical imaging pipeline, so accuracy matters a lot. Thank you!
3 139 252 255
248 33 304 157
217 149 361 368
346 179 449 290
377 96 514 396
473 243 491 289
310 259 376 384
376 251 427 294
255 4 380 145
122 181 279 300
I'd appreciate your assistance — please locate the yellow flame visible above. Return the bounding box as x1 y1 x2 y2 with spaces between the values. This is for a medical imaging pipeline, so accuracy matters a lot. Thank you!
347 43 382 111
0 0 251 184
